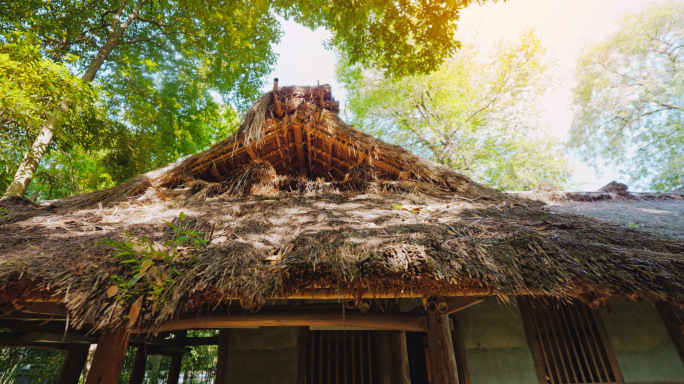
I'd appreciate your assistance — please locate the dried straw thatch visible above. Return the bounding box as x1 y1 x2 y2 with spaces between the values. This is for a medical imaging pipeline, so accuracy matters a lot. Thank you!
0 85 682 332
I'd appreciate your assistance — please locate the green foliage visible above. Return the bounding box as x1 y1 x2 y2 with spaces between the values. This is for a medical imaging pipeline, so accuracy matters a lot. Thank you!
277 0 496 78
0 31 104 195
1 0 499 197
100 212 208 321
0 346 65 383
569 1 683 191
339 30 570 191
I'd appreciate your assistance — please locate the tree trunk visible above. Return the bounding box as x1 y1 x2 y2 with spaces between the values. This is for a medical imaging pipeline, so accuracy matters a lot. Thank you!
2 116 58 198
2 1 142 197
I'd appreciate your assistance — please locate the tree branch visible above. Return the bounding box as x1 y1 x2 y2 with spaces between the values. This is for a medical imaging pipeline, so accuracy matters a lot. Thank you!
651 101 683 111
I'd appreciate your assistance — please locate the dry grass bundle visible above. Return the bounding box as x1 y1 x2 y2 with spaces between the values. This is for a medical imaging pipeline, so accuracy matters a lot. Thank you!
227 161 279 196
345 164 379 182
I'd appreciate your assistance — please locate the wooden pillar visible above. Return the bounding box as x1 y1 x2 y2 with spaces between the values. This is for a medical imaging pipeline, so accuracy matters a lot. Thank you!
375 331 393 384
426 313 459 384
450 314 471 384
388 331 411 384
215 329 231 384
128 346 148 384
167 330 187 384
84 326 131 384
56 344 90 384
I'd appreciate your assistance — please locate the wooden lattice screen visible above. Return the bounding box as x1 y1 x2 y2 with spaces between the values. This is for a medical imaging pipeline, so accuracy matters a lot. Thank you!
304 330 375 384
519 299 624 384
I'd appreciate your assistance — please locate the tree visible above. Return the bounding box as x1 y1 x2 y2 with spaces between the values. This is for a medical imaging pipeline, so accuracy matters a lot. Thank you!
1 0 496 198
0 32 104 197
569 1 683 191
338 30 570 191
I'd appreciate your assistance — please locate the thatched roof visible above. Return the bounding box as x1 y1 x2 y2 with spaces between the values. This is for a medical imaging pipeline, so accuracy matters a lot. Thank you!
1 85 682 332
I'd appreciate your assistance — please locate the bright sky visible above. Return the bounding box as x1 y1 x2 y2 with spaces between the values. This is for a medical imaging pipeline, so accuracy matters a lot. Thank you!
263 0 673 191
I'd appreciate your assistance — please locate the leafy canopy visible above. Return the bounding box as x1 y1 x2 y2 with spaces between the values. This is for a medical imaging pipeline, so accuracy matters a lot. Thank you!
338 30 570 191
1 0 497 198
0 32 104 197
277 0 497 78
569 1 683 191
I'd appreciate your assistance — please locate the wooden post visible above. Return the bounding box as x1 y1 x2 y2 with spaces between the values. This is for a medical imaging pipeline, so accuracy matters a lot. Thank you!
128 346 148 384
426 313 458 384
450 314 470 384
375 331 393 384
273 78 283 117
167 331 187 384
388 331 411 384
84 326 131 384
215 329 231 384
56 344 90 384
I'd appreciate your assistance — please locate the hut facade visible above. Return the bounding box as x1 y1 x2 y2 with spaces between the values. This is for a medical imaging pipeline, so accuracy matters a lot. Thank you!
1 84 683 383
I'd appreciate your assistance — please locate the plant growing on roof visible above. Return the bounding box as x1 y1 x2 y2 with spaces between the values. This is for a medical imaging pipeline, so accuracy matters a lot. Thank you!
99 212 209 325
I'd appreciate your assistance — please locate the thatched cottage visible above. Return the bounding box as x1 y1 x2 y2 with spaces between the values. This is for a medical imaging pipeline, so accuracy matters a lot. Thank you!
1 84 683 384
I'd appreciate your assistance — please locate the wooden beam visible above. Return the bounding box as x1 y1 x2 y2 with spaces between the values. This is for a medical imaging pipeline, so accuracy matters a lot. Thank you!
167 331 187 384
0 332 79 350
440 297 483 316
325 137 333 172
84 326 130 384
215 329 231 384
23 332 95 345
145 309 428 333
273 78 283 117
305 122 313 176
56 344 90 384
426 313 459 384
292 124 307 177
656 302 684 364
128 346 148 384
244 145 258 161
291 103 308 176
388 331 411 384
23 302 67 316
